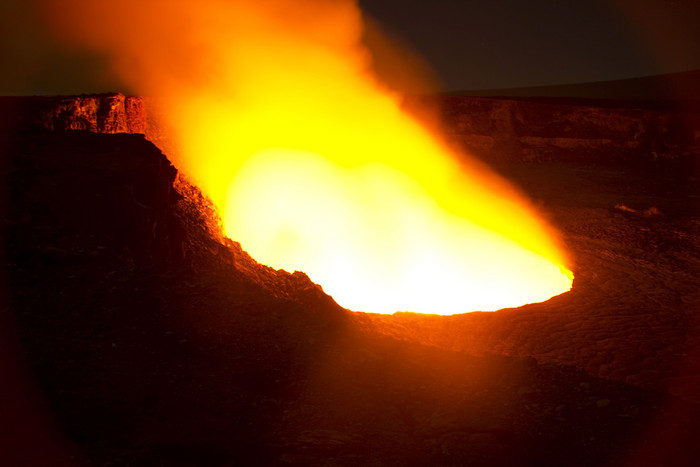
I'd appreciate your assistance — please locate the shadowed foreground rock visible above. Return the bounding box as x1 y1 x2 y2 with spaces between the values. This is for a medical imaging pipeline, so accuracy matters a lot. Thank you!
1 96 700 465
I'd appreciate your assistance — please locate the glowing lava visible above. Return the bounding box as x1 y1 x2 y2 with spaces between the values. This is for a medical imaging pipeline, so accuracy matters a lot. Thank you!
41 0 573 314
226 148 572 314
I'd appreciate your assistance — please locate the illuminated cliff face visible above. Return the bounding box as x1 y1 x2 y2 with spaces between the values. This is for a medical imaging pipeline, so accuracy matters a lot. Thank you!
40 0 572 314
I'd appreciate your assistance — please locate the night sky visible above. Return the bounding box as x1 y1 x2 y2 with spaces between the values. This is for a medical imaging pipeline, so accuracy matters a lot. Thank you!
1 0 699 95
360 0 700 91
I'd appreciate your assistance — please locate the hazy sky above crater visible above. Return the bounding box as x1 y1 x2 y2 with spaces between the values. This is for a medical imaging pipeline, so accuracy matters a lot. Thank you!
1 0 699 95
360 0 700 90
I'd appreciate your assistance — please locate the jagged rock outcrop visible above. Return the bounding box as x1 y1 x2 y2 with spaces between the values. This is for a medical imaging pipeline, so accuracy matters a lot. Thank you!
0 93 146 134
4 93 699 169
438 96 700 165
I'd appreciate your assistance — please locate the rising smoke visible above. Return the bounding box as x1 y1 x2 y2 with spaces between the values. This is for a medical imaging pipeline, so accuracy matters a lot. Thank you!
37 0 573 314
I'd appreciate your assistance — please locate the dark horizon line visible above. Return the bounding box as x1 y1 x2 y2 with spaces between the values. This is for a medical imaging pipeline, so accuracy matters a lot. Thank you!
446 68 700 100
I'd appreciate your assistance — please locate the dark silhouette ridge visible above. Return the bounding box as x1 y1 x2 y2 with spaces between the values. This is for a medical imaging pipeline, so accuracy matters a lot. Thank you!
450 69 700 102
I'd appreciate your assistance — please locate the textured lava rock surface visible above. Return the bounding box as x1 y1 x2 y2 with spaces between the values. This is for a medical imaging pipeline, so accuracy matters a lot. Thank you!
1 95 700 465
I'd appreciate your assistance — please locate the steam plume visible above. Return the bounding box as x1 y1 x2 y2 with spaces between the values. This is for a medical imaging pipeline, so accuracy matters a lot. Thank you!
37 0 573 314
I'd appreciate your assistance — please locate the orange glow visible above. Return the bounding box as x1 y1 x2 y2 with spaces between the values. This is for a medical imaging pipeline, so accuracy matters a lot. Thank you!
41 0 573 314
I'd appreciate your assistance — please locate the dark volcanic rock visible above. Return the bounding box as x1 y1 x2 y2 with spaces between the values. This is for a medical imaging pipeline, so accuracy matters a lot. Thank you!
2 95 700 465
2 129 347 465
4 92 699 169
0 93 147 134
437 95 700 167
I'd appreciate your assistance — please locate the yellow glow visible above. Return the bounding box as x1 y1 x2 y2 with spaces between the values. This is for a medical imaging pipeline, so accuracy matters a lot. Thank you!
43 0 573 314
226 148 572 314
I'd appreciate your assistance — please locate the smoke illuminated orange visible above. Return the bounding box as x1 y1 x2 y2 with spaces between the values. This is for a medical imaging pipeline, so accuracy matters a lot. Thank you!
41 0 573 314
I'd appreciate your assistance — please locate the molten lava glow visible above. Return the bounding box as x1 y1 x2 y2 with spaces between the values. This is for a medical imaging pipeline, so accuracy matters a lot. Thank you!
42 0 573 314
